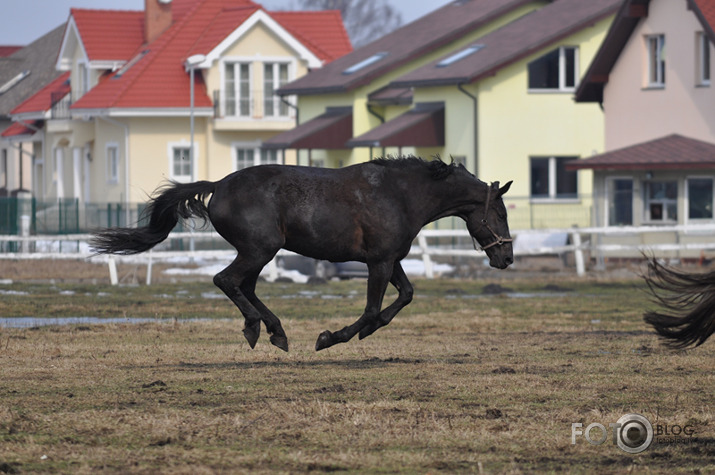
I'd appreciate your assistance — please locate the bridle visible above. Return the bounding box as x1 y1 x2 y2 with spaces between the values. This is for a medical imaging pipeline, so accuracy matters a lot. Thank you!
472 184 513 252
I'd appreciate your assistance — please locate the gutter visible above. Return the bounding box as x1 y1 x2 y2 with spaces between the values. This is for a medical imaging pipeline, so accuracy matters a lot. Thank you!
457 83 478 177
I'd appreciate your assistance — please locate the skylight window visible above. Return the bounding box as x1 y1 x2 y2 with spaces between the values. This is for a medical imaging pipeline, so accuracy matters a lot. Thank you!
342 52 388 75
113 50 150 79
436 44 484 67
0 70 30 94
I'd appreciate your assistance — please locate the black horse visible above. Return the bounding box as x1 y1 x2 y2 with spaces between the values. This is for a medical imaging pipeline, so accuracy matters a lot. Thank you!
91 156 514 351
644 258 715 348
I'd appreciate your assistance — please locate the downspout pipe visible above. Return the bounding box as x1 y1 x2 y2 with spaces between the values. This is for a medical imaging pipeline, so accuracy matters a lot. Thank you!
367 104 385 158
457 83 478 177
280 96 299 164
99 116 130 226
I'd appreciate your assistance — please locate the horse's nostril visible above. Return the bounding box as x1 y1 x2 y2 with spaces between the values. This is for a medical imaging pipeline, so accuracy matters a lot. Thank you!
505 256 514 266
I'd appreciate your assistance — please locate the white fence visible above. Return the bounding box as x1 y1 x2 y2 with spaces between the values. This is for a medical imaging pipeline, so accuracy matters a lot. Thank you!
2 224 715 284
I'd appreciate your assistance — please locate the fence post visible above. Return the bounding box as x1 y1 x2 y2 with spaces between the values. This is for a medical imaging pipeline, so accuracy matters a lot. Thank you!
20 215 30 253
108 257 118 285
146 250 153 286
418 233 434 279
571 227 585 277
267 256 279 281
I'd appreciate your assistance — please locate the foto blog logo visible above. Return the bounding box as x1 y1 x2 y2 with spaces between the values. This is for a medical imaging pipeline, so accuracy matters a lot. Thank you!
571 414 654 454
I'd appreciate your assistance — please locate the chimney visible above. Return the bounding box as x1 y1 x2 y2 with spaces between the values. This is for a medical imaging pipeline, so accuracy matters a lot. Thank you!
145 0 173 44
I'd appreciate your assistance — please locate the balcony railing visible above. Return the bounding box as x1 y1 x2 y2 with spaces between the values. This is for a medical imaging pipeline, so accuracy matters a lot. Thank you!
213 90 294 120
50 92 71 120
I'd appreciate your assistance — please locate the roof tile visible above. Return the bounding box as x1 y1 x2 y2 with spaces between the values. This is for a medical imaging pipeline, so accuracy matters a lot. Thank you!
567 134 715 170
392 0 621 88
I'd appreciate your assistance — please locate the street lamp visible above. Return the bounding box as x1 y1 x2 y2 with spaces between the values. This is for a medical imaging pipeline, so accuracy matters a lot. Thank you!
185 54 207 180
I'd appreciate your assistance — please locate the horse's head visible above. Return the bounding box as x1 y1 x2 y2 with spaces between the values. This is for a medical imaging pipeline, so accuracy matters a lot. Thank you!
466 180 514 269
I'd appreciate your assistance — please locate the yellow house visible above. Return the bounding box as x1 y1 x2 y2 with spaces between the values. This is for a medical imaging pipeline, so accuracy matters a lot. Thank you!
7 0 350 229
271 0 621 230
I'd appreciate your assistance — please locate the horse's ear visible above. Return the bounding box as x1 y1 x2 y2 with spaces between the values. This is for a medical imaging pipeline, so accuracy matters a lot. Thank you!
497 181 512 197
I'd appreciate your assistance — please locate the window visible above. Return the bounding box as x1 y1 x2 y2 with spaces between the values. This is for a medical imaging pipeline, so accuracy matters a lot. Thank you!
608 178 633 226
235 148 254 171
697 32 711 86
170 145 192 183
688 177 713 220
224 62 251 117
106 144 119 184
530 156 578 199
644 180 677 222
647 35 665 87
437 44 484 68
528 47 577 91
264 63 290 117
342 52 388 75
234 144 281 171
0 70 30 95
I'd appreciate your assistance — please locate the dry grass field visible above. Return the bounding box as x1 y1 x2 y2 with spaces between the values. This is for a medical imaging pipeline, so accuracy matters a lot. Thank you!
0 262 713 473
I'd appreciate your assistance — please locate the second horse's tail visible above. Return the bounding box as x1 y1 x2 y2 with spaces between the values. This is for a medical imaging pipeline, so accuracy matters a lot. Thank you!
643 257 715 348
90 180 215 255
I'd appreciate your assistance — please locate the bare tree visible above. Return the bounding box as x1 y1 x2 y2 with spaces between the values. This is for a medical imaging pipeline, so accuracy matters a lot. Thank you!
296 0 403 47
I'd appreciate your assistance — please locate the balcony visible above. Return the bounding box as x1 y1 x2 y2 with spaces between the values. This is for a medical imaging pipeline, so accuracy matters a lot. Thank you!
50 92 72 120
213 90 296 131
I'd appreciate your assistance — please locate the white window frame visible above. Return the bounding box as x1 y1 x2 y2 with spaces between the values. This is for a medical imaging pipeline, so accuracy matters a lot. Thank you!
168 141 197 183
646 34 666 87
697 32 711 86
529 156 579 202
263 61 292 118
232 141 282 171
527 46 579 93
685 176 714 223
605 176 634 227
221 60 252 118
106 143 119 184
643 179 678 223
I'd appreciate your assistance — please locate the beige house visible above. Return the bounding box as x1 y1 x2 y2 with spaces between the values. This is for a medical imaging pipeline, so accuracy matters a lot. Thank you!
573 0 715 256
5 0 350 229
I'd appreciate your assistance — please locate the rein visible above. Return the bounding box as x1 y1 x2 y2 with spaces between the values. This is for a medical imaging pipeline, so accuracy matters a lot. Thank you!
472 184 513 252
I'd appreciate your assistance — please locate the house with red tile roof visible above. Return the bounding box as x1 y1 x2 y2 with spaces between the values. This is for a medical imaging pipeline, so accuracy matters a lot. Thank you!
6 0 350 222
268 0 620 230
571 0 715 254
0 25 67 200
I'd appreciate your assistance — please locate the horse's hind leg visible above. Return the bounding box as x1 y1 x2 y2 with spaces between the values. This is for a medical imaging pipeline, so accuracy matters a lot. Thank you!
359 262 413 340
241 271 289 351
214 255 286 350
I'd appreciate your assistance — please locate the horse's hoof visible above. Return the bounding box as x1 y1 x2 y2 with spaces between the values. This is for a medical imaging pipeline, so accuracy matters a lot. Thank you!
315 330 333 351
270 334 289 352
243 324 260 349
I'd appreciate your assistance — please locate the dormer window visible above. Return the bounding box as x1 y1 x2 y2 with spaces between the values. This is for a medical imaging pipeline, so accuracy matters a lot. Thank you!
342 52 388 75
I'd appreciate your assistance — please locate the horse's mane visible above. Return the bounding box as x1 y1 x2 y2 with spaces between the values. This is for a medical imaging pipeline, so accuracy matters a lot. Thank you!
370 155 456 180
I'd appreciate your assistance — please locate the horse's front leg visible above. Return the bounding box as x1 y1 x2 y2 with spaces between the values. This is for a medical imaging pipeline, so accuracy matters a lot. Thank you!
315 260 393 351
358 262 413 340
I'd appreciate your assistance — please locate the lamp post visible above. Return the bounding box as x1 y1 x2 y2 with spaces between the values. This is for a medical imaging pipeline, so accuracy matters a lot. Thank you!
185 54 207 180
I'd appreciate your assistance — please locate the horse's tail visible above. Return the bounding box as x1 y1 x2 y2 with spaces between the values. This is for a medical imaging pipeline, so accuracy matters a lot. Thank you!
90 180 215 255
643 257 715 348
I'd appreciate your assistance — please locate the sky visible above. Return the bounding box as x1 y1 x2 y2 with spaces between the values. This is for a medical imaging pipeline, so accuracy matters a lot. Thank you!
0 0 453 46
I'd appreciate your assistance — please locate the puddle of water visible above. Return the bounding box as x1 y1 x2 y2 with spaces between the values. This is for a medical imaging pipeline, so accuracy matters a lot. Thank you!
0 317 164 329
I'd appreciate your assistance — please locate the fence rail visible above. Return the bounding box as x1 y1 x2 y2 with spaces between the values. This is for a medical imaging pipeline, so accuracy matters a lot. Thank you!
3 224 715 284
